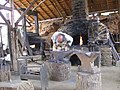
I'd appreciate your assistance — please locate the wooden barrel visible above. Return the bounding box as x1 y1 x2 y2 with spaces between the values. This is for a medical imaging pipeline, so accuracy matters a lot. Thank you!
46 60 71 81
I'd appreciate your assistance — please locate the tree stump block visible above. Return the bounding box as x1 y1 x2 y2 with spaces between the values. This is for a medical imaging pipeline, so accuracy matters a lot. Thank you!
0 80 34 90
0 62 11 82
0 69 11 82
46 61 71 81
101 46 112 66
76 72 101 90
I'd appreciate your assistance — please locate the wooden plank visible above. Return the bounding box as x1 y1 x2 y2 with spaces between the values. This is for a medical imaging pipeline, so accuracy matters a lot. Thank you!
35 2 52 19
52 0 67 17
15 0 37 27
0 4 12 11
0 12 10 26
17 1 35 21
34 14 39 34
25 0 45 20
32 0 46 11
43 2 57 17
119 0 120 14
14 5 32 26
7 24 14 70
14 4 33 24
49 0 63 17
64 0 71 15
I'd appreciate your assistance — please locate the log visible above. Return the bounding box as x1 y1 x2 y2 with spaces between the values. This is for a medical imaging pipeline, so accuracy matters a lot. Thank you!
101 46 112 66
46 61 71 81
76 72 102 90
0 63 11 82
0 80 34 90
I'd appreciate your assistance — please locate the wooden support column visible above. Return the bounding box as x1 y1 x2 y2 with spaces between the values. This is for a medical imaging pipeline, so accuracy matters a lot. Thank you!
118 0 120 34
9 0 18 71
0 4 12 11
34 13 39 34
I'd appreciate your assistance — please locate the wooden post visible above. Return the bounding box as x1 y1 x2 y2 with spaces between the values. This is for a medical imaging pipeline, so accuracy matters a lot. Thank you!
34 13 39 34
118 0 120 34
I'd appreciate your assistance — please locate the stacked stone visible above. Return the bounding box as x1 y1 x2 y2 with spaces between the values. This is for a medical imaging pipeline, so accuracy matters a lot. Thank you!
72 0 88 20
101 46 112 66
58 0 89 37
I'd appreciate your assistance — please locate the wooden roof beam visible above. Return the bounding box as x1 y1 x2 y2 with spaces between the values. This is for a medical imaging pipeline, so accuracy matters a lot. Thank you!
105 0 109 10
17 1 35 21
0 11 10 26
49 0 63 17
26 0 45 20
32 0 46 11
64 0 72 14
52 0 67 17
14 3 34 23
35 2 52 19
119 0 120 14
14 4 32 26
15 0 37 27
3 0 9 6
0 4 12 11
43 2 57 18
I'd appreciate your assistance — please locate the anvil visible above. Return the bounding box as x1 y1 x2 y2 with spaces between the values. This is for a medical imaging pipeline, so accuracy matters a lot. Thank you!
50 50 75 61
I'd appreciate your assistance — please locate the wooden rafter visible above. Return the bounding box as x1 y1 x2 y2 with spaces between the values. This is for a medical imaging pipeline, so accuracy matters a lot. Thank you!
3 0 9 6
26 0 45 20
32 0 46 11
105 0 109 10
0 4 12 11
43 2 57 18
0 11 10 26
64 0 71 15
35 1 52 19
18 0 35 21
65 0 72 13
49 0 63 17
14 4 32 26
15 0 38 27
52 0 67 17
118 0 120 14
14 3 33 23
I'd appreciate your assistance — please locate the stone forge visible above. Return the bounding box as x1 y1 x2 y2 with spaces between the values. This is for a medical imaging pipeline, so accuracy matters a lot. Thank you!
58 0 89 45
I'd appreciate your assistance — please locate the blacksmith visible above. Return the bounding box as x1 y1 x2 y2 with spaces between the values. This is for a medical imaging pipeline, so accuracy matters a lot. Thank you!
51 32 73 51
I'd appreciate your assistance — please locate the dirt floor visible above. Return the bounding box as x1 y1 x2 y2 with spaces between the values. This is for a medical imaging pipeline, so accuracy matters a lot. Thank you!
11 66 120 90
27 66 120 90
